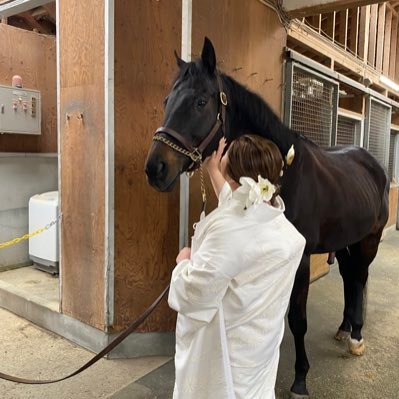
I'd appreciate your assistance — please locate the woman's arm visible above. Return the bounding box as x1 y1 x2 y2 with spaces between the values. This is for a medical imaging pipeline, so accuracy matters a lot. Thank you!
168 226 234 324
205 138 227 198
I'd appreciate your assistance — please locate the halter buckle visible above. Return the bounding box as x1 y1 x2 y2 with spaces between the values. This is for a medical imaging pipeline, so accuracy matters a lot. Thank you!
190 148 202 163
220 91 227 106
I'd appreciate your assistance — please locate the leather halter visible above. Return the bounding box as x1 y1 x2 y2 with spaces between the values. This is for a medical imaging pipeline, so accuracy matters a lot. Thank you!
153 73 227 170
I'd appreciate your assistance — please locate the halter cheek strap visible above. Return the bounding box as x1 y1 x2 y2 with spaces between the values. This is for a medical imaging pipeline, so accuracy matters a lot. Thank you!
152 73 227 169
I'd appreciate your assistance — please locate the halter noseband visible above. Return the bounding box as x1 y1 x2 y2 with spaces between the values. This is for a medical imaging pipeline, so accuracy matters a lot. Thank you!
152 73 227 171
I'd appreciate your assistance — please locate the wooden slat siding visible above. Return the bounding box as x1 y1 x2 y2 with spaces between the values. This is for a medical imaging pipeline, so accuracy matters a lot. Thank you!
376 3 387 72
387 184 398 227
358 5 371 61
367 4 378 67
348 8 359 55
59 0 105 330
113 0 181 332
383 9 393 76
0 24 56 152
389 16 398 79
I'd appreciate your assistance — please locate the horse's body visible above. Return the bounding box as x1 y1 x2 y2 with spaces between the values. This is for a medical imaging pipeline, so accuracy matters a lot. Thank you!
145 38 390 398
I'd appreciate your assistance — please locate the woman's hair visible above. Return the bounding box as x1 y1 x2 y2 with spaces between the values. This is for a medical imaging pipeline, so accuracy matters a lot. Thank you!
226 134 283 200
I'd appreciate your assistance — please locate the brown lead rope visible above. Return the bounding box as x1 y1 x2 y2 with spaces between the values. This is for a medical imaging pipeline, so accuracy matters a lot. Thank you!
0 284 170 384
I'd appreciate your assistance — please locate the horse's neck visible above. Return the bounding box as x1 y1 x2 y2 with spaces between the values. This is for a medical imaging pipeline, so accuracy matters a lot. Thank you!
223 75 297 154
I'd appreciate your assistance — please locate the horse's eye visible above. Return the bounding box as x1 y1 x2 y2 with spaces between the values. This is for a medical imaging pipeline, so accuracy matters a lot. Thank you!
196 99 207 108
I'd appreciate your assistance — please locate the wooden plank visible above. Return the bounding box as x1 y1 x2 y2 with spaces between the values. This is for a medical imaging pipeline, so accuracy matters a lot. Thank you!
389 16 398 78
339 9 348 49
376 3 386 72
0 23 56 152
383 9 393 75
348 8 359 54
386 184 398 227
59 0 105 330
113 0 181 332
358 5 370 61
367 4 378 67
310 254 330 282
396 28 399 81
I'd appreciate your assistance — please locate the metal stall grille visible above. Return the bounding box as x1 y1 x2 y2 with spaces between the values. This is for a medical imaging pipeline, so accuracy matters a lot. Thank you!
284 62 339 147
365 98 391 167
337 115 361 146
388 131 398 181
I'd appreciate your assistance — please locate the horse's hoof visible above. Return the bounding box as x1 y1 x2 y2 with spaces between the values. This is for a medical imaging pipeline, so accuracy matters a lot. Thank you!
290 391 310 399
334 329 350 341
348 337 365 356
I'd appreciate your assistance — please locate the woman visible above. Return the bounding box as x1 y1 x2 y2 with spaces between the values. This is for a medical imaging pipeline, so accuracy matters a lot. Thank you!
168 135 306 399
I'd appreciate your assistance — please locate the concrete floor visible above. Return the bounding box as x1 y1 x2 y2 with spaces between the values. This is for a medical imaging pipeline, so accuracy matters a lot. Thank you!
0 231 398 399
0 266 59 311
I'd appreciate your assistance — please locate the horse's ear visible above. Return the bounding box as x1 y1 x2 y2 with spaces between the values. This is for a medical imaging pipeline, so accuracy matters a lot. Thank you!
174 50 186 68
201 37 216 75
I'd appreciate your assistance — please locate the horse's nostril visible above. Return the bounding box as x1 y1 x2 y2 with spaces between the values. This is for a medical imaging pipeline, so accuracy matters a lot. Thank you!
157 161 166 174
145 160 167 181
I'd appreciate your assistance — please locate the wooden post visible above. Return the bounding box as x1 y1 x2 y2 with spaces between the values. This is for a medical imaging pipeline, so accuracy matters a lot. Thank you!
367 4 378 67
339 9 348 49
389 15 398 78
358 6 371 62
383 9 393 75
59 0 107 330
348 8 359 55
376 3 386 72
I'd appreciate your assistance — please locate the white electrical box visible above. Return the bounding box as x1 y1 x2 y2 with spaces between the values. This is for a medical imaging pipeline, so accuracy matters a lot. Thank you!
0 85 41 135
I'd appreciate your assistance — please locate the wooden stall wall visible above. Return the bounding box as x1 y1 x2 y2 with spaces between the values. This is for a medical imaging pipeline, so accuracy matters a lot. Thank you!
59 0 105 330
0 24 56 152
113 0 181 332
387 184 398 228
189 0 287 226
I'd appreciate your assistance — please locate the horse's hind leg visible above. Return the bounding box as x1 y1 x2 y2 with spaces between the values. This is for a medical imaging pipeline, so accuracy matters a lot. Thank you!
288 254 311 399
335 247 354 341
346 230 383 355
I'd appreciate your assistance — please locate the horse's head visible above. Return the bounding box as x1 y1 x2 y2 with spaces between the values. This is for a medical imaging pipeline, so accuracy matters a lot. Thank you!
145 37 226 192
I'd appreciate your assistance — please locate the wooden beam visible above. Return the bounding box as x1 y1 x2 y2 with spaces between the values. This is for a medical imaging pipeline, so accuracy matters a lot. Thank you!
348 8 359 55
20 10 51 33
396 27 399 81
0 0 52 18
376 3 386 72
358 5 371 61
367 4 378 67
383 9 393 75
284 0 384 18
390 16 398 78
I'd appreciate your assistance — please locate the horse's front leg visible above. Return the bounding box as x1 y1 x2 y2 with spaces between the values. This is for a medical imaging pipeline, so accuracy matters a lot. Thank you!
288 253 311 399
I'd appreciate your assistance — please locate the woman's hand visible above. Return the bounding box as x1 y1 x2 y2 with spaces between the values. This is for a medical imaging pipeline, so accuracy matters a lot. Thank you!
204 138 226 174
176 247 191 263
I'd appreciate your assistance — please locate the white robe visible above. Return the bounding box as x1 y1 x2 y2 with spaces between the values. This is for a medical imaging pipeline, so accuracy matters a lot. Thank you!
168 183 306 399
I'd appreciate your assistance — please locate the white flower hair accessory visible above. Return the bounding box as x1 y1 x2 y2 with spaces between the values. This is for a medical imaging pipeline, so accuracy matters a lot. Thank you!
238 175 276 209
285 145 295 166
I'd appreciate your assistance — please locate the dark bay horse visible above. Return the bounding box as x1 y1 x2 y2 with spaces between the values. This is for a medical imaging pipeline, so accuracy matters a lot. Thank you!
145 38 390 398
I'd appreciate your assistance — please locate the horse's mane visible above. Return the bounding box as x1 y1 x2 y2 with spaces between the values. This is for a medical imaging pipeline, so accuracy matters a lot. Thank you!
173 60 318 151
